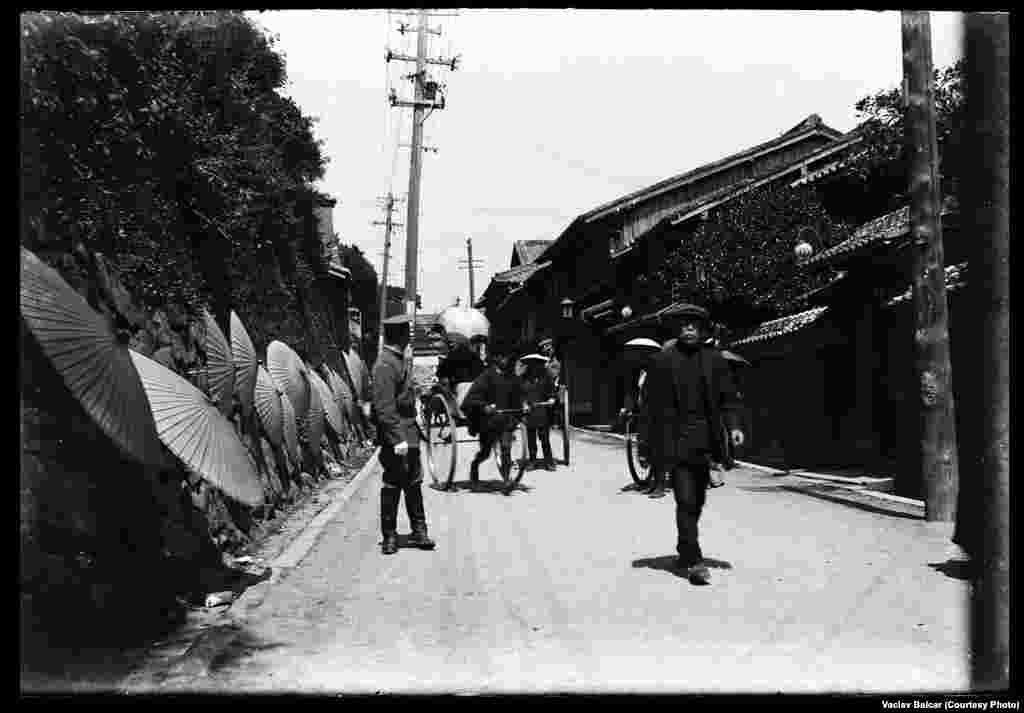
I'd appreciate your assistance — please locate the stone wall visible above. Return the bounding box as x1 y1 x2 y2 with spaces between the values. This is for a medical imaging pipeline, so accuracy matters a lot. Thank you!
20 245 359 657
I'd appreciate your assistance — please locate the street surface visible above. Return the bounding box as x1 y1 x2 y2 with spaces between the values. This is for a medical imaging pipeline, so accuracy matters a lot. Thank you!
123 428 970 695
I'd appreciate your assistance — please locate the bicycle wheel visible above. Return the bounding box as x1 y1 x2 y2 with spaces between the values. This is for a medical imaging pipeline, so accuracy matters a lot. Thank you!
625 413 651 487
559 384 570 465
423 392 457 489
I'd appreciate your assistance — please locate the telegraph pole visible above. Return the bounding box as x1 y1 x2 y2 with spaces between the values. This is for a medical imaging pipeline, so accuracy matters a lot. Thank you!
457 236 484 306
387 7 459 334
373 192 403 355
962 11 1009 690
901 11 958 522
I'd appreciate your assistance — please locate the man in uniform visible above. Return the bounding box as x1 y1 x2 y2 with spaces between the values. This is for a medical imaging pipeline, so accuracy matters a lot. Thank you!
538 337 563 430
372 314 436 555
642 304 743 585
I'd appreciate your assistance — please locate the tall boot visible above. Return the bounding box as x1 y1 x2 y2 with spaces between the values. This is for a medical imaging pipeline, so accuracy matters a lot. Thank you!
403 484 436 550
380 486 400 554
469 456 482 483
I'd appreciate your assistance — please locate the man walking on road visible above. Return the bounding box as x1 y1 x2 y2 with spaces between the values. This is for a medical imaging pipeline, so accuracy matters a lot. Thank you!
371 314 436 555
643 304 744 585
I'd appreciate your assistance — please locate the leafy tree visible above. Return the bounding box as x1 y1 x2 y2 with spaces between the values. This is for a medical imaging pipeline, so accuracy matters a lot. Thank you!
20 11 328 348
816 60 966 226
642 184 851 333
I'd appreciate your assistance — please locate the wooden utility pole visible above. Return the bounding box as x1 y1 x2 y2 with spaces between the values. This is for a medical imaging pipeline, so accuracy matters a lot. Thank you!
458 236 484 306
901 11 958 522
373 192 402 355
962 11 1010 690
387 8 458 338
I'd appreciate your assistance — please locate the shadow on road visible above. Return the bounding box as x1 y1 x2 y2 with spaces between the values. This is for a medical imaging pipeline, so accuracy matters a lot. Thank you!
429 480 534 495
928 558 976 581
631 555 734 577
206 624 288 674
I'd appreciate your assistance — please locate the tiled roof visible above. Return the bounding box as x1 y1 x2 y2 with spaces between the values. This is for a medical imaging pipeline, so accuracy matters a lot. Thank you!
514 240 552 266
886 262 968 307
801 198 958 269
728 306 829 347
582 114 842 222
492 261 549 284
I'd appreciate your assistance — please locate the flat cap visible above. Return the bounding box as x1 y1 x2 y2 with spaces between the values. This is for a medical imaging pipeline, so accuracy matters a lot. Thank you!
661 302 710 321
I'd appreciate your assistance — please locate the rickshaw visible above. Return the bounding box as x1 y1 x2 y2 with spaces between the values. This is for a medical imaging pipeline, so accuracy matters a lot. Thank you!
416 307 568 494
621 337 750 488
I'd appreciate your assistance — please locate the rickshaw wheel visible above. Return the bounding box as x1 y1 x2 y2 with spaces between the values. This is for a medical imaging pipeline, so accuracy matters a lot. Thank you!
625 413 651 487
423 392 458 489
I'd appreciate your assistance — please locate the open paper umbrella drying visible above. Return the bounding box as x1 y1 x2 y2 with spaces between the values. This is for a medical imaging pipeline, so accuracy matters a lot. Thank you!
20 246 166 467
309 369 343 437
327 366 355 424
230 311 258 422
202 309 234 416
128 349 263 507
306 377 325 456
254 364 283 448
279 388 301 467
344 348 370 402
267 340 309 421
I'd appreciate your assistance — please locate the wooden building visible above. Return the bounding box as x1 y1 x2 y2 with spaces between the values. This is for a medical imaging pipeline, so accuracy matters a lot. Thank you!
480 114 864 426
728 199 966 498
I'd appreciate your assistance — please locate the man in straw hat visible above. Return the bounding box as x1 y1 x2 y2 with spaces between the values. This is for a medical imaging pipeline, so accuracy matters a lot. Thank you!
372 314 435 555
643 303 744 585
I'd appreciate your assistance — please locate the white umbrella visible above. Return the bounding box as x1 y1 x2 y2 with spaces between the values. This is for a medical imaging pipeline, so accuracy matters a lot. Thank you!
230 311 258 423
267 340 310 420
625 338 662 350
202 309 234 417
437 306 490 341
129 349 263 507
20 246 166 467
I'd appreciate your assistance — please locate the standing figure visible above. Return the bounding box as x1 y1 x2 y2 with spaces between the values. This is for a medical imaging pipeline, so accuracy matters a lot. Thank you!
642 304 744 585
371 314 436 555
461 342 527 487
522 358 557 471
538 337 563 429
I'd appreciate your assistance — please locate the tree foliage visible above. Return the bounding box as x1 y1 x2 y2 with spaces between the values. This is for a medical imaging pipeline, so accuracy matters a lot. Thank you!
816 60 966 226
642 184 851 332
20 11 328 345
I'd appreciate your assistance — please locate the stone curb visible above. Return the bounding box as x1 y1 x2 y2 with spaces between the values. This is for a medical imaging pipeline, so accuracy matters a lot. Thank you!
571 426 926 519
231 447 382 616
119 449 383 689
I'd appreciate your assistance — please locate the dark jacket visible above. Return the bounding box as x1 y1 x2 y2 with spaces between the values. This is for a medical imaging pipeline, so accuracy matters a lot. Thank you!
372 344 419 448
522 372 556 429
437 345 485 385
461 365 525 433
643 344 742 469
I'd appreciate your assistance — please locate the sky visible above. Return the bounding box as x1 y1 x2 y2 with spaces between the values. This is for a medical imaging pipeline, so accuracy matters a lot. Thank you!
243 9 965 314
